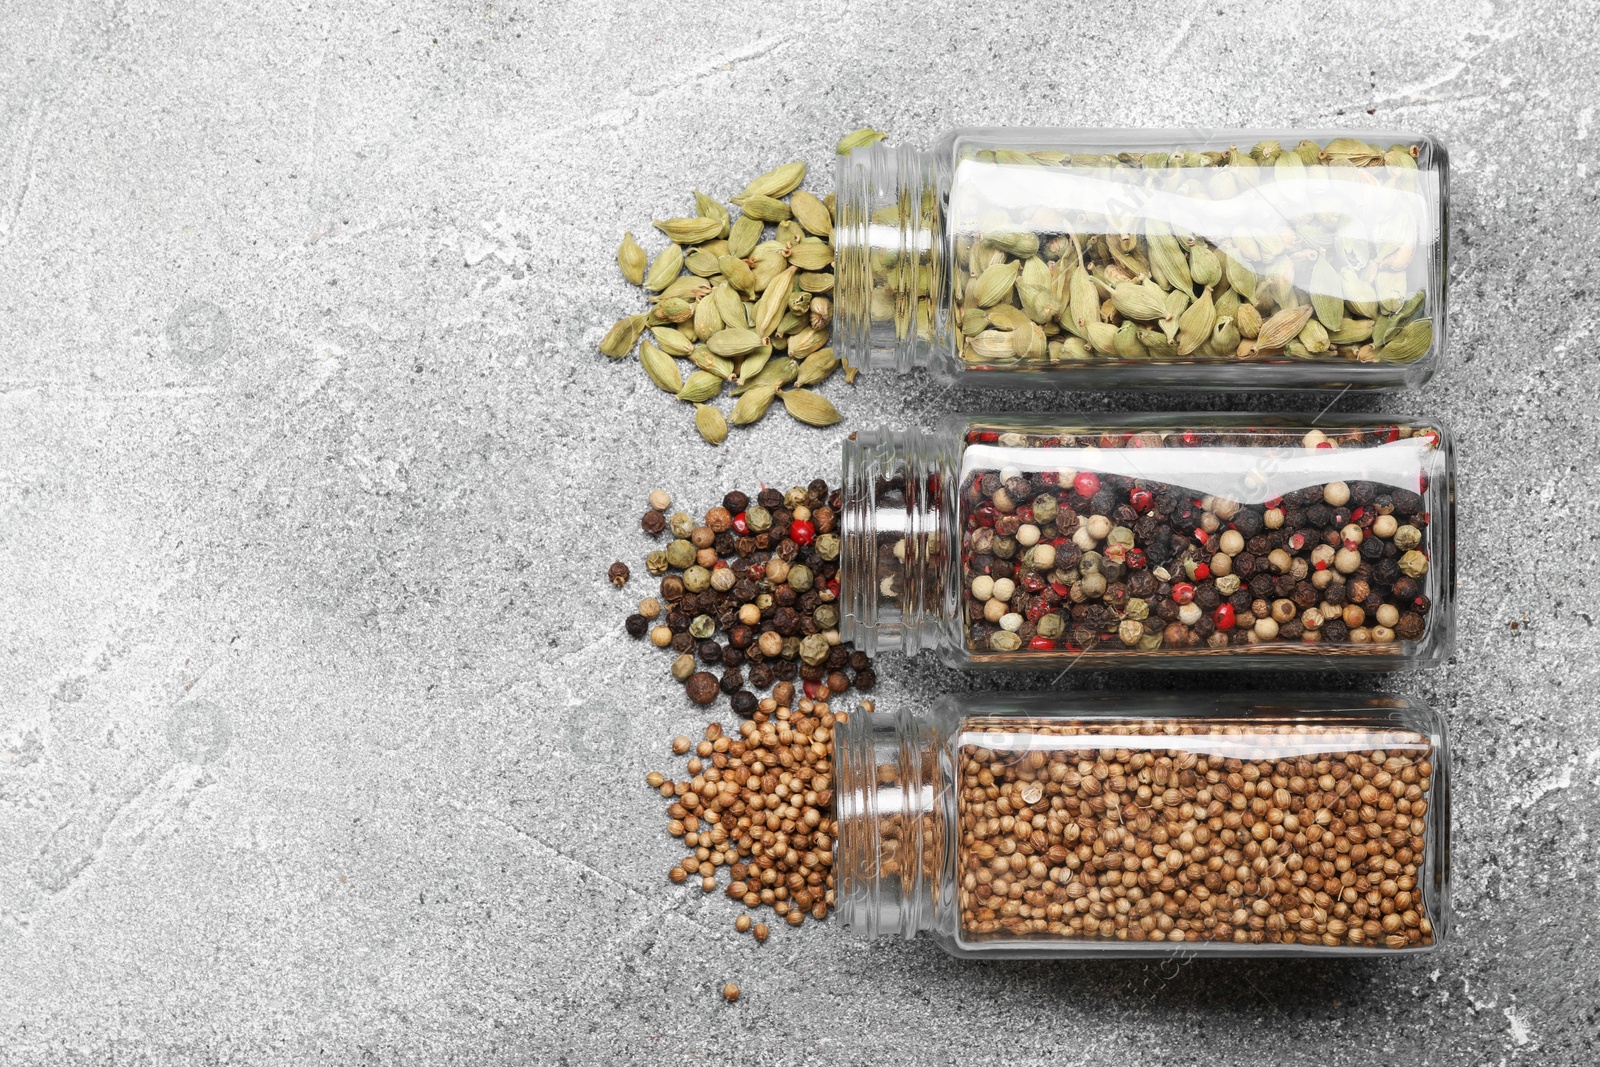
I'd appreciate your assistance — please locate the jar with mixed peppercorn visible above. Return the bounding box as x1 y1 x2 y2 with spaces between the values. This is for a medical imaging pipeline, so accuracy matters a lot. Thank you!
834 690 1449 958
839 414 1452 669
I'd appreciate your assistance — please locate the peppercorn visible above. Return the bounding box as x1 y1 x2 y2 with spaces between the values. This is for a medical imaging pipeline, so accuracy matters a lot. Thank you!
624 614 648 638
608 561 630 588
722 983 739 1003
641 509 666 536
853 668 876 690
670 632 694 654
730 690 758 718
685 672 720 705
719 668 743 694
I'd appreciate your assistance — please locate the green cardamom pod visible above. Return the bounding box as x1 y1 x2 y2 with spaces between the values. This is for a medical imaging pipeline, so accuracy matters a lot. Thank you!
1109 280 1169 322
1324 137 1383 165
787 241 834 271
796 271 834 294
1113 321 1149 361
729 384 778 425
1144 218 1192 294
1374 318 1432 363
691 346 736 380
727 215 762 259
1137 328 1178 359
961 308 989 335
752 266 798 340
1065 264 1100 338
1205 315 1241 359
1175 287 1215 356
789 190 833 238
793 347 838 387
1159 288 1189 341
677 370 723 404
779 388 842 427
1293 140 1322 166
966 330 1017 362
1085 320 1119 355
1234 303 1262 339
735 161 805 202
1309 257 1344 330
707 327 762 358
1223 254 1258 303
986 230 1040 258
1255 305 1315 351
1251 139 1282 163
1189 243 1222 288
836 127 887 154
599 313 647 358
733 356 797 395
684 248 720 277
651 326 694 357
738 195 792 224
1328 318 1375 345
1298 318 1330 354
693 191 731 237
617 232 647 285
693 290 723 339
1017 283 1058 324
649 297 694 325
654 216 724 245
644 245 683 292
694 404 728 445
639 342 682 394
969 261 1020 308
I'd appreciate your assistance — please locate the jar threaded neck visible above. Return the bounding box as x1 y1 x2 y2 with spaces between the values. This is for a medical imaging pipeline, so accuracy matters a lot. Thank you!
834 143 941 374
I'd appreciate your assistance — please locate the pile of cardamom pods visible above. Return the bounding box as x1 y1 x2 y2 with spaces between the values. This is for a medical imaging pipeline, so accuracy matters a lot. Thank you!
601 129 885 445
938 137 1434 368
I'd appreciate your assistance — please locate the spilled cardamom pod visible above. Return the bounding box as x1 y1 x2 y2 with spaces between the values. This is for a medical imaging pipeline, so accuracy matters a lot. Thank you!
694 404 728 445
836 127 887 154
779 388 842 427
617 232 647 285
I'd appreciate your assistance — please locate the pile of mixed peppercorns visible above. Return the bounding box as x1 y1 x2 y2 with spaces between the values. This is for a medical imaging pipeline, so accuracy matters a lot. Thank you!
620 481 876 714
959 425 1437 656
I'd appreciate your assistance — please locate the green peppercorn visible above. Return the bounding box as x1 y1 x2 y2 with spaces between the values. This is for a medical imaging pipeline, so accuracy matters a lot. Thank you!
989 631 1021 652
646 551 670 576
813 604 840 629
745 505 772 532
1037 613 1064 638
1398 550 1429 578
669 512 694 539
666 539 697 569
1031 495 1059 524
710 567 736 592
690 614 716 639
784 487 808 509
787 564 814 592
1124 597 1149 621
1394 524 1423 551
671 654 696 681
993 537 1017 560
682 565 711 593
814 533 840 561
780 636 802 660
799 634 829 666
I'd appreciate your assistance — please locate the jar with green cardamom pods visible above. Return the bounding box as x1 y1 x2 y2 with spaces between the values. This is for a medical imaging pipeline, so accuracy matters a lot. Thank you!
834 130 1446 390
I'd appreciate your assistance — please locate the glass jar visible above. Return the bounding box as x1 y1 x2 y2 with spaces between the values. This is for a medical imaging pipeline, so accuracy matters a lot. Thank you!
835 690 1449 958
839 414 1453 670
835 129 1447 390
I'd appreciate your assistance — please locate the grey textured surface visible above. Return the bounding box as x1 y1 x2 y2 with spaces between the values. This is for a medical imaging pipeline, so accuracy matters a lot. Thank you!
2 0 1598 1062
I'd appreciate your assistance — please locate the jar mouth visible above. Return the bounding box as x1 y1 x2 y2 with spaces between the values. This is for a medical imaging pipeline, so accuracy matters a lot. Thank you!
833 144 939 375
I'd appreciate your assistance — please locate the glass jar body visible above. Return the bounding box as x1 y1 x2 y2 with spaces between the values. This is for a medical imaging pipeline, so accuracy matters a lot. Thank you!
835 128 1447 390
839 413 1454 670
835 691 1450 959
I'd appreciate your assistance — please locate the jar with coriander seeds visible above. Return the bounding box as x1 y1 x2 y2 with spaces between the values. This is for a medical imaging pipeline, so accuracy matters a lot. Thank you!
834 690 1450 958
838 414 1453 669
834 130 1446 389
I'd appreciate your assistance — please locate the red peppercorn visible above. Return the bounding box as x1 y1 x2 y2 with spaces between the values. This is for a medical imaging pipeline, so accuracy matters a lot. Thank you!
1172 582 1195 605
974 503 997 527
731 511 750 535
1192 562 1210 580
1213 604 1236 630
1049 580 1071 597
1015 505 1034 523
979 430 999 443
1073 471 1100 497
789 519 815 546
1314 558 1328 571
1028 636 1057 651
1127 548 1146 570
1316 441 1333 450
802 679 827 700
1130 488 1153 512
1385 426 1402 443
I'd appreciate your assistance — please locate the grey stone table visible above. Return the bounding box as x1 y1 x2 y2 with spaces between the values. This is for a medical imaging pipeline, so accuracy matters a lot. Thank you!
2 0 1596 1063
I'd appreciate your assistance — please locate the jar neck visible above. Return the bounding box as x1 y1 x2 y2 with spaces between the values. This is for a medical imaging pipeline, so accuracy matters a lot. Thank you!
840 427 956 658
834 142 943 374
834 705 947 939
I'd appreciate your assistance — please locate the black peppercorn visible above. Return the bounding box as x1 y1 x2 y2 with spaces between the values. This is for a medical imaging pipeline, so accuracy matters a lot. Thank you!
659 575 684 601
1323 620 1350 643
723 490 750 514
608 561 630 588
826 670 850 694
1396 613 1426 640
624 614 648 638
719 668 743 694
799 663 824 683
721 646 744 669
853 667 876 690
748 664 774 689
757 487 783 509
731 690 758 718
670 632 694 654
641 510 666 536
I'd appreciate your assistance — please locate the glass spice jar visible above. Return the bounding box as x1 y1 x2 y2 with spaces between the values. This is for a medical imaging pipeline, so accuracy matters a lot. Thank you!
839 414 1453 670
835 690 1449 958
834 129 1447 390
